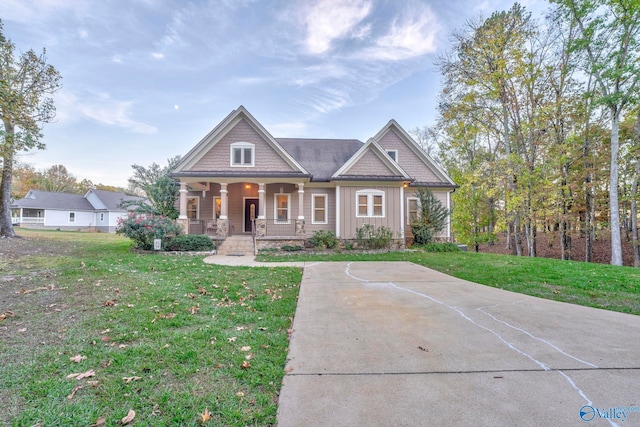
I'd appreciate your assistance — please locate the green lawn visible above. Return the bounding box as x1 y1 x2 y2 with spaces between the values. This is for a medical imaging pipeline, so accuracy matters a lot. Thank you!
257 250 640 316
2 231 638 426
0 229 302 426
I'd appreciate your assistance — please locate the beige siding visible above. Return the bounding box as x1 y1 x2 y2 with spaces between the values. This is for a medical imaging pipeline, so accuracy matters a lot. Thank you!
339 186 403 239
304 187 336 234
342 150 399 176
189 118 296 172
377 129 441 183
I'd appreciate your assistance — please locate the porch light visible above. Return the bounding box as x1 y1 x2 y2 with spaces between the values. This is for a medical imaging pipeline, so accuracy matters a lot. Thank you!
245 184 251 189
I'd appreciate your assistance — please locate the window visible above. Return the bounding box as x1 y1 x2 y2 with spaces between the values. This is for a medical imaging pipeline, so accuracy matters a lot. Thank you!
69 212 76 223
214 197 221 219
356 190 385 218
187 197 199 219
312 194 328 224
230 142 254 166
274 193 290 223
387 150 398 162
407 197 419 223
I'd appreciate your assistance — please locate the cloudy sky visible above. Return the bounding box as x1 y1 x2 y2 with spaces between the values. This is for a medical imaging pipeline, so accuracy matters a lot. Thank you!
3 0 547 188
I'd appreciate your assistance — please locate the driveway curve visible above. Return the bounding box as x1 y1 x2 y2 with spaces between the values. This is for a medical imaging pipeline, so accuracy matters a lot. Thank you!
277 262 640 427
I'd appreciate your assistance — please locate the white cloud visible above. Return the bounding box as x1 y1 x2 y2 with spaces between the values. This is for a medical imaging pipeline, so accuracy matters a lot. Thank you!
53 89 157 134
151 52 164 59
303 0 372 55
358 2 441 61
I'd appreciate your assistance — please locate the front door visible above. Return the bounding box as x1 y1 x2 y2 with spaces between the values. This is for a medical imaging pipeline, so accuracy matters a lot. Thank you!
244 198 259 233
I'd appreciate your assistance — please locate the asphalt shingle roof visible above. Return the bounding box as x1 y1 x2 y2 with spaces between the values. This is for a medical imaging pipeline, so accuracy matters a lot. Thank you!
12 191 95 210
276 138 363 182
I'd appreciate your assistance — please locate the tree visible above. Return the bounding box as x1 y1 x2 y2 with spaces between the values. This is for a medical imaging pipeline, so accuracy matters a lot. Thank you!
550 0 640 265
409 188 450 245
0 21 61 237
126 156 181 219
39 164 77 193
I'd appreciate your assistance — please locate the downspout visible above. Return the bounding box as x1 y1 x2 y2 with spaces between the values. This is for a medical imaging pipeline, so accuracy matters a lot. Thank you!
400 184 405 242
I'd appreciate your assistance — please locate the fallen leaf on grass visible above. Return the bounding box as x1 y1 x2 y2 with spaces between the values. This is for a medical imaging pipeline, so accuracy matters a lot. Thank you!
0 310 15 321
200 408 212 422
189 305 199 315
227 336 237 342
240 346 251 352
69 355 87 363
198 287 208 295
66 369 96 380
241 361 251 369
122 376 142 383
67 385 83 400
103 299 117 307
20 285 54 294
89 416 106 427
235 391 245 397
121 409 135 424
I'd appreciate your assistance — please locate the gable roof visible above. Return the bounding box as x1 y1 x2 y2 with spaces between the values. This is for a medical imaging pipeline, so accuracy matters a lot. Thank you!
373 120 455 186
12 190 145 212
86 189 146 211
332 138 411 181
277 138 363 182
172 106 310 177
12 190 95 211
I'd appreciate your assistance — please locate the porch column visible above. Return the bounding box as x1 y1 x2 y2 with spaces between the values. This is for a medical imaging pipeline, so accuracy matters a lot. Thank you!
258 183 266 219
220 183 228 219
179 182 188 219
297 183 304 220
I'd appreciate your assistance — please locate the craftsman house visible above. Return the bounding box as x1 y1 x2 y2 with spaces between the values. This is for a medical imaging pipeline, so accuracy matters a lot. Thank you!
11 189 145 233
171 106 456 250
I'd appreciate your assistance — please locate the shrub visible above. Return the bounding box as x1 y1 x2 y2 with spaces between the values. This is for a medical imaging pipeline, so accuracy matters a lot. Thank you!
356 224 393 249
165 234 215 252
116 213 183 250
281 245 303 252
415 242 461 252
309 230 338 249
410 188 450 245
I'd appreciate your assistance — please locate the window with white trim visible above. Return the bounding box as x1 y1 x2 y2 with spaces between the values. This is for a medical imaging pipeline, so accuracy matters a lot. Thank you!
356 190 385 218
69 212 76 223
312 194 328 224
230 142 254 166
187 197 199 219
274 193 290 223
407 197 419 223
387 150 398 162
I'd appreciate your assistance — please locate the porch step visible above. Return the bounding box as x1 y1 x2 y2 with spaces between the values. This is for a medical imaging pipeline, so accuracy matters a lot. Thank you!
217 235 255 256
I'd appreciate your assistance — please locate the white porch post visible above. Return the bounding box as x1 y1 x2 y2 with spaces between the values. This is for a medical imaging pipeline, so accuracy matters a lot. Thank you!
297 183 305 219
335 185 341 238
400 184 405 239
179 182 188 219
258 183 266 219
220 183 228 219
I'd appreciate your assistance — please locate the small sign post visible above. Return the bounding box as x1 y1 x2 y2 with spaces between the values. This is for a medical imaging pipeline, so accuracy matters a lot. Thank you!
153 239 162 251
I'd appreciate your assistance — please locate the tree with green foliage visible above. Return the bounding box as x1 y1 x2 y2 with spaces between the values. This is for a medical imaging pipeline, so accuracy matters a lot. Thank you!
410 188 450 245
550 0 640 265
0 20 61 237
126 156 181 219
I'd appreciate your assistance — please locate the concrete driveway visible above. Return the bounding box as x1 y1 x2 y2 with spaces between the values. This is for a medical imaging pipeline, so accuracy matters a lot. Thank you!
276 262 640 427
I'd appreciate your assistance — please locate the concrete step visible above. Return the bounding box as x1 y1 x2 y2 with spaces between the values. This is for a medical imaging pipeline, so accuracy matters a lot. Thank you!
217 236 255 256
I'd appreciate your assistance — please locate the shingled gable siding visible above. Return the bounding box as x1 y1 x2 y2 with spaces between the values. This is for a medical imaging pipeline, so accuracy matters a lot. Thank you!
338 186 402 239
189 118 297 172
341 149 399 176
377 129 440 183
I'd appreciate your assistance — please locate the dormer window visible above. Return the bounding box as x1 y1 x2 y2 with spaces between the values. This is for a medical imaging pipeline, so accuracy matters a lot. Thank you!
230 142 254 167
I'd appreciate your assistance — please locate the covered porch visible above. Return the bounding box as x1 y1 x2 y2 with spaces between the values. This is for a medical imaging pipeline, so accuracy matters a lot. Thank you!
175 178 309 241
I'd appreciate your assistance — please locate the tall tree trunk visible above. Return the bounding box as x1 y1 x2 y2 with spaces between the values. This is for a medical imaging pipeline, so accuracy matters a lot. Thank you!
610 109 623 265
632 157 639 267
0 121 16 238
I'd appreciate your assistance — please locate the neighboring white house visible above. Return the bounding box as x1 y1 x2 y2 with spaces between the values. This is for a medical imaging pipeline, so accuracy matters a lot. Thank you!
11 189 146 233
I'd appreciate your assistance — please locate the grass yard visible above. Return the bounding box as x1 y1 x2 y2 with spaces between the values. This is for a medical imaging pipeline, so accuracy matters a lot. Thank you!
0 229 302 426
257 250 640 316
